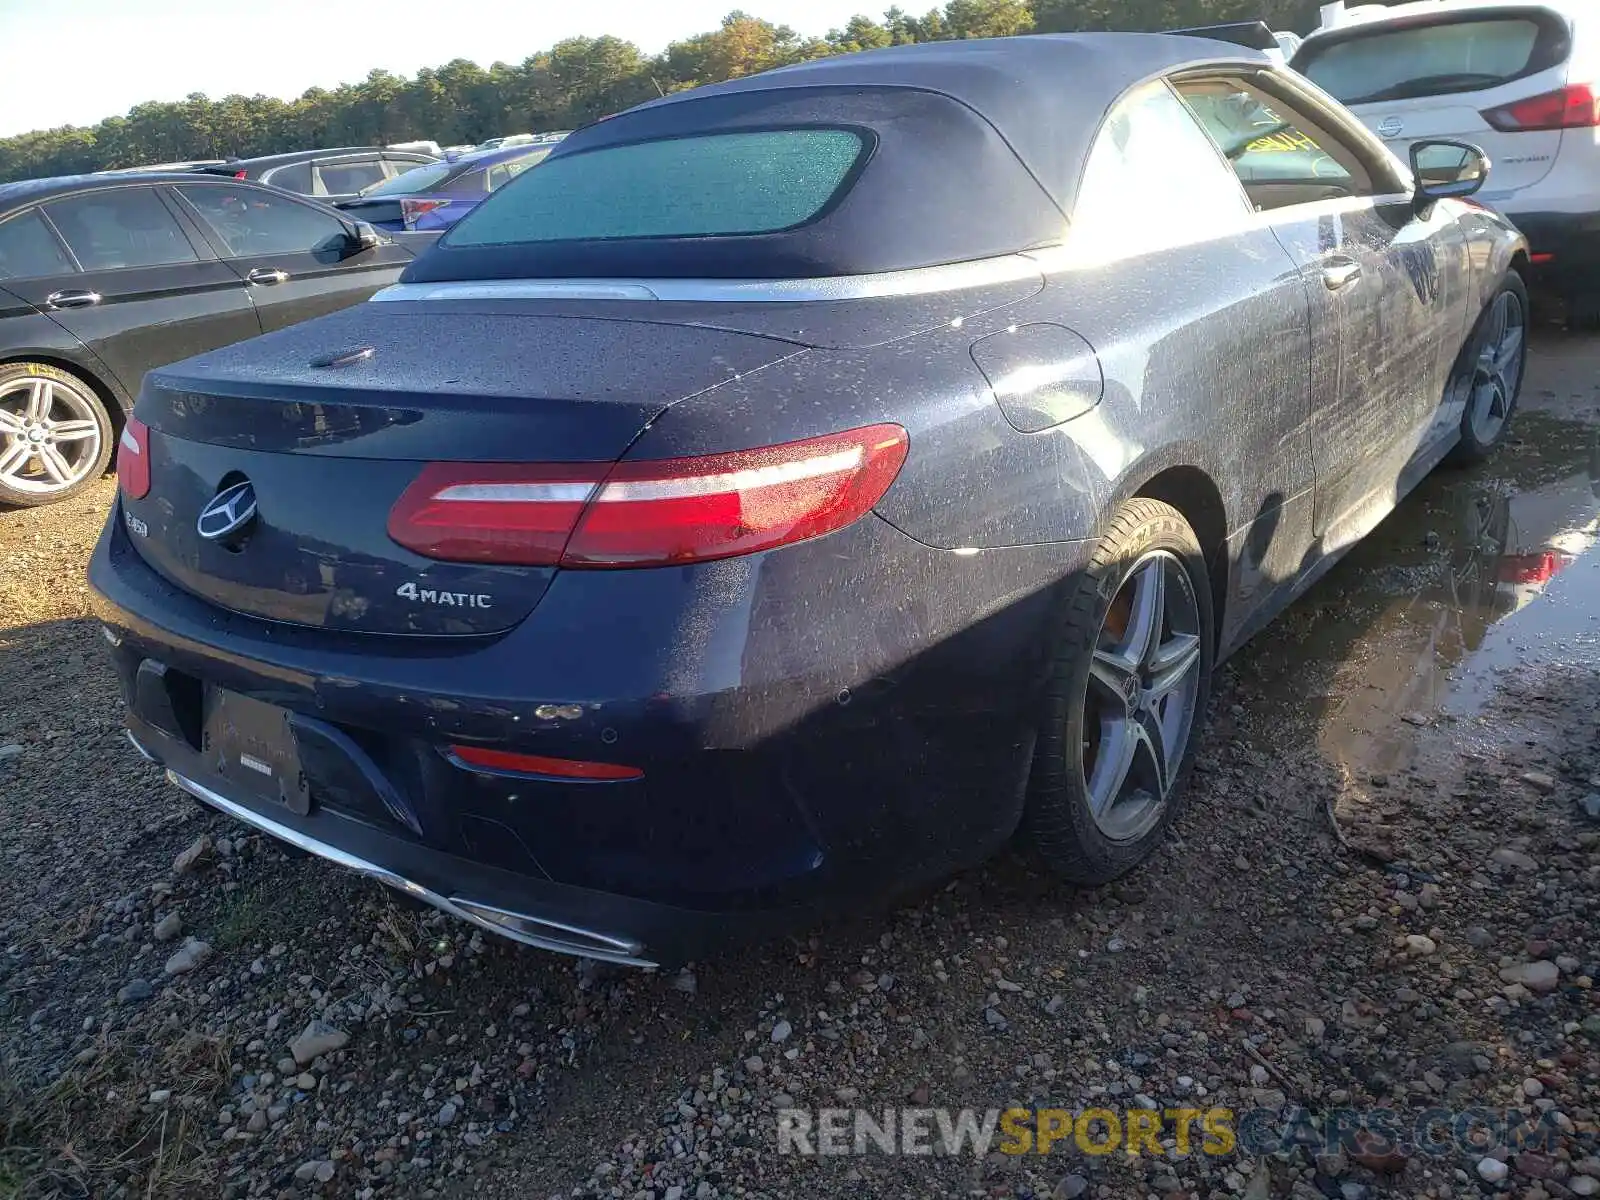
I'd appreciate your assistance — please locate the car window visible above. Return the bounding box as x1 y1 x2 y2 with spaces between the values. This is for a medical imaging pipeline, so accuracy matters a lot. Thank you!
446 128 867 247
262 162 312 193
0 209 76 280
361 162 456 198
1069 80 1251 257
1295 18 1549 105
43 188 198 271
316 160 387 196
1175 79 1375 212
486 148 553 191
177 184 348 257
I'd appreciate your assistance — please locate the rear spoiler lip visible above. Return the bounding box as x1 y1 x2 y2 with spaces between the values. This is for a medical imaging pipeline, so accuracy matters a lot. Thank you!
1168 19 1282 51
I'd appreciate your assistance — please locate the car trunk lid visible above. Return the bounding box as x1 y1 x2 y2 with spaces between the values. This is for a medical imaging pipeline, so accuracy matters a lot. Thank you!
124 305 803 635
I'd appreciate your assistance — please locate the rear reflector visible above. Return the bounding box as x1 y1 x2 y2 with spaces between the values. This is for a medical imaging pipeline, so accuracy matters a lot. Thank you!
1483 83 1600 131
401 198 451 228
117 416 150 500
448 744 642 780
388 423 909 568
1530 252 1556 264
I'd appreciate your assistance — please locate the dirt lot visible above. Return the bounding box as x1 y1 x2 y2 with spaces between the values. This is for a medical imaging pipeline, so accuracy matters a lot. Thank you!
1 329 1597 1200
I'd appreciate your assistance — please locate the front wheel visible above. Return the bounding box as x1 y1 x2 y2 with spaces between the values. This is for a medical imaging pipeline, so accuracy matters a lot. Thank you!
1024 499 1214 885
0 362 114 507
1447 272 1528 466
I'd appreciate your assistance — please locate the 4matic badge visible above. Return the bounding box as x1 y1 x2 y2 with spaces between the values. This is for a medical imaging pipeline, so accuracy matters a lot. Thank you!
395 583 493 609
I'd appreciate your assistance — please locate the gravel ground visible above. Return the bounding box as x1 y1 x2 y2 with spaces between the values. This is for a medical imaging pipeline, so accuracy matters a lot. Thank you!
2 329 1598 1200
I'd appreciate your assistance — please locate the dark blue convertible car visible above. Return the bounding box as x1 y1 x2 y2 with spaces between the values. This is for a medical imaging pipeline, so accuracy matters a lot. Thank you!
90 34 1528 966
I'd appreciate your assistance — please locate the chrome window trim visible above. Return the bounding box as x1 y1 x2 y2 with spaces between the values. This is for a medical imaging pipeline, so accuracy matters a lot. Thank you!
370 251 1052 305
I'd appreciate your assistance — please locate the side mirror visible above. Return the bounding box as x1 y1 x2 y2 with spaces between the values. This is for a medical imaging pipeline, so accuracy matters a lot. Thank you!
345 220 381 255
1411 139 1490 204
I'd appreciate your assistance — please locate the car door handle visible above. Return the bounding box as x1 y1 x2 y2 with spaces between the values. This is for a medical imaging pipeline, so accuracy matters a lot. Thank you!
45 289 102 310
1321 260 1363 291
246 268 289 285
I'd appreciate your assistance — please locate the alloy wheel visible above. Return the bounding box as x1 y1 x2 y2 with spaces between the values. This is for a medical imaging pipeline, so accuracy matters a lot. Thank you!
0 375 104 498
1081 550 1204 842
1467 289 1525 447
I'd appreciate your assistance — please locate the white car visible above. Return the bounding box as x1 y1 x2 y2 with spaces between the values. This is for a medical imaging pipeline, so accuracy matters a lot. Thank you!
1293 0 1599 325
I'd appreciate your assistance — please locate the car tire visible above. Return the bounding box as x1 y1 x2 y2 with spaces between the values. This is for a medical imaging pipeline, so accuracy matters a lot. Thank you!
0 362 115 507
1447 271 1529 467
1023 498 1214 886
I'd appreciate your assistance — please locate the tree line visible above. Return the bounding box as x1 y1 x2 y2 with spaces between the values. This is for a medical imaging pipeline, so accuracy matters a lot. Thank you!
0 0 1328 184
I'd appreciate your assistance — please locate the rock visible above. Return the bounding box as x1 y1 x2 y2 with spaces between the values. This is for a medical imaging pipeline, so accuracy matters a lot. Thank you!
1350 1131 1408 1174
1249 1064 1270 1085
1491 847 1538 871
1477 1158 1509 1184
1522 1077 1544 1098
163 938 210 976
173 834 214 875
1405 934 1438 956
293 1161 321 1183
1570 1177 1599 1197
743 1055 764 1073
663 1187 684 1200
289 1019 349 1065
117 979 153 1005
770 1019 792 1044
1520 770 1557 793
1053 1174 1089 1200
246 1110 268 1133
152 912 182 942
314 1162 335 1184
149 1089 172 1104
295 1072 316 1091
0 744 22 760
437 1101 458 1127
1499 961 1561 994
1579 793 1600 823
1465 926 1495 949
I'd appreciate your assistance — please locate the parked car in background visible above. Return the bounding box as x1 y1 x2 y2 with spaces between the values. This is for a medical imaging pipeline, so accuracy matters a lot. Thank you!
387 140 443 157
337 140 564 231
97 159 234 175
190 147 439 206
0 174 415 506
1293 0 1599 325
91 34 1528 965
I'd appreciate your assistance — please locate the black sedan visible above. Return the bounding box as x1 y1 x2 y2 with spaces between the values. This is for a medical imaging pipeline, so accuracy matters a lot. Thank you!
91 34 1527 966
0 174 414 506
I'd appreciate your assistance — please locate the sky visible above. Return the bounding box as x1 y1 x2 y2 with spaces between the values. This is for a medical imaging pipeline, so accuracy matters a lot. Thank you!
0 0 878 138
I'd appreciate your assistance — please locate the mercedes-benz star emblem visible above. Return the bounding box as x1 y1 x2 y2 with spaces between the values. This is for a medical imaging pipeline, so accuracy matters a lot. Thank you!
197 480 258 541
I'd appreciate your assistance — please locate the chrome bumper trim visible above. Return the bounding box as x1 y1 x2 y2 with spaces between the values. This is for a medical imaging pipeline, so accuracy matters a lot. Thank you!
165 769 657 968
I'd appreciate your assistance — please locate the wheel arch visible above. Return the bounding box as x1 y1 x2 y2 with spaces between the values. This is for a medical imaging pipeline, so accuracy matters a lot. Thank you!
0 350 130 433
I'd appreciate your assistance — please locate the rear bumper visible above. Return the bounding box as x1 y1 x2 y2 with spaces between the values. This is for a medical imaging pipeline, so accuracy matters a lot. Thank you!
1500 208 1600 292
90 500 1090 964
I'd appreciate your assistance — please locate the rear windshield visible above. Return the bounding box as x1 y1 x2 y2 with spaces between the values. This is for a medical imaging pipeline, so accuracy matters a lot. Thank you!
1295 16 1561 105
443 128 867 248
360 162 456 198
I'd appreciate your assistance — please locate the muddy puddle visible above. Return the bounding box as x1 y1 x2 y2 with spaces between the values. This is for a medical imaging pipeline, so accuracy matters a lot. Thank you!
1229 408 1600 780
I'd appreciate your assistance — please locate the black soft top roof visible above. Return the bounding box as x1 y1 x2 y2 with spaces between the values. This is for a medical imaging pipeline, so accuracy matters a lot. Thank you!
405 33 1267 284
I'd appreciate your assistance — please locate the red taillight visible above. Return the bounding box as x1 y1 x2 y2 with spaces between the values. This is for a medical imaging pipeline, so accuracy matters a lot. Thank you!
1530 252 1556 264
387 424 909 568
400 198 451 228
117 416 150 500
233 169 247 179
1483 83 1600 131
1499 550 1573 585
448 745 642 781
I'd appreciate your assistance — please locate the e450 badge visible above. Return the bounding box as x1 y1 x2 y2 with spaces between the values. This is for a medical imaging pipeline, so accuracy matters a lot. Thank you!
395 583 493 609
